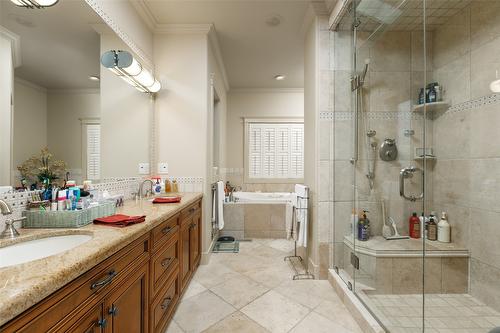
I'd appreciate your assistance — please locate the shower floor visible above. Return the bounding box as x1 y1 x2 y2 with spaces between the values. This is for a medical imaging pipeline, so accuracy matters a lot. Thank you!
360 292 500 332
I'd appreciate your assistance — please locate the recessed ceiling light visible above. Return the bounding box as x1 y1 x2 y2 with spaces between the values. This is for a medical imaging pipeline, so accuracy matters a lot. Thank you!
89 75 100 81
274 75 285 81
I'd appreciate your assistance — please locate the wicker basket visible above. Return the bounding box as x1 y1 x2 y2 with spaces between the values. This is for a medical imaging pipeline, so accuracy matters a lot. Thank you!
22 201 116 228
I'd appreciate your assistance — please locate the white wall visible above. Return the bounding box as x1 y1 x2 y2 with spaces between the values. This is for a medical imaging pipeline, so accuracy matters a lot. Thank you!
225 90 304 170
154 33 208 177
100 33 152 178
0 33 13 185
47 90 100 179
12 79 48 185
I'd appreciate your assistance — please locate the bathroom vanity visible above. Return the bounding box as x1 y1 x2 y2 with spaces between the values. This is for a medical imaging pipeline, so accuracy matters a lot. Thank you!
0 193 202 333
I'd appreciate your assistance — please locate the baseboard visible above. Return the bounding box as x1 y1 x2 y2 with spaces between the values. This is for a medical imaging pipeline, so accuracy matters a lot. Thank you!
328 269 386 333
200 237 217 265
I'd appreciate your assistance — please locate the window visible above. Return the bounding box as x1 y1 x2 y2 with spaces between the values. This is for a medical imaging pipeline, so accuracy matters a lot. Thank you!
246 121 304 181
81 118 101 181
86 124 101 180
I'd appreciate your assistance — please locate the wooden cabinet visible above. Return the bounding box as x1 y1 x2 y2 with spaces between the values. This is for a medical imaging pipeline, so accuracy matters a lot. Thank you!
104 263 149 333
179 201 202 292
0 198 202 333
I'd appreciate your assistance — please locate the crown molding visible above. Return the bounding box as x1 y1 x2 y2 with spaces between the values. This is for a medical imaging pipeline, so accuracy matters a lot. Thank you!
14 77 47 93
229 88 304 94
48 88 100 94
129 0 156 31
0 26 21 68
154 23 212 35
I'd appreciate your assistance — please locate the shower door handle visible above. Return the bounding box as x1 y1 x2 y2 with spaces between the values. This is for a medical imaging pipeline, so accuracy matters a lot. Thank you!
399 166 424 202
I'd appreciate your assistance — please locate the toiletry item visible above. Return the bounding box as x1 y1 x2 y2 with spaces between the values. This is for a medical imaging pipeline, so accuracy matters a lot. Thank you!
428 217 437 241
57 190 67 211
409 212 421 239
165 179 172 193
425 88 431 103
419 212 428 239
83 180 92 191
153 177 162 194
357 210 370 241
418 88 425 105
172 179 179 193
435 85 442 101
438 212 451 243
428 86 437 103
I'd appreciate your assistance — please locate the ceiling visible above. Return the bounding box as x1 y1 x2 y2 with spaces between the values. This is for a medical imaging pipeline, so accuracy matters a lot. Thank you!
139 0 310 89
0 0 103 90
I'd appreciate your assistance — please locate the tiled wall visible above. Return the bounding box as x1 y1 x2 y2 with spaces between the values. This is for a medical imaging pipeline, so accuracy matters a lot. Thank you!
430 1 500 311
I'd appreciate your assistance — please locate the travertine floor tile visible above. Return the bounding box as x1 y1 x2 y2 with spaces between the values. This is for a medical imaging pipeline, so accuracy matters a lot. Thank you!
174 291 235 333
210 275 269 309
202 311 270 333
164 320 184 333
273 279 339 309
241 290 310 333
290 311 355 333
182 280 207 300
314 300 363 333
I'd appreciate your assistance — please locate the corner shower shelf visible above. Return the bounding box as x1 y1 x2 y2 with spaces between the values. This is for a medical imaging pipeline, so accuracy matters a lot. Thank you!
412 101 450 113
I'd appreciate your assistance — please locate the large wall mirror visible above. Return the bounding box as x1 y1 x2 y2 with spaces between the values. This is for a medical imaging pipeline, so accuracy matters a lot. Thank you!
0 0 152 191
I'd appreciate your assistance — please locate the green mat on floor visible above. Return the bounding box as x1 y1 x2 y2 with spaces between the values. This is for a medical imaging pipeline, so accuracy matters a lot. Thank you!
212 240 239 253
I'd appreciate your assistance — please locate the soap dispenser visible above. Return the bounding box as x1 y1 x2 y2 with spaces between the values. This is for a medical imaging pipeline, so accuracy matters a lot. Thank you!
437 212 451 243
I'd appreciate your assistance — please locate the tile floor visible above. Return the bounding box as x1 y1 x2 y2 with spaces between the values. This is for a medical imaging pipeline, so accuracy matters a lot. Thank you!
165 239 363 333
361 292 500 333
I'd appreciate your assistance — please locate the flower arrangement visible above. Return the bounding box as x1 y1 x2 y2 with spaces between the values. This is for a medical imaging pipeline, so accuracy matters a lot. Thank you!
17 148 67 188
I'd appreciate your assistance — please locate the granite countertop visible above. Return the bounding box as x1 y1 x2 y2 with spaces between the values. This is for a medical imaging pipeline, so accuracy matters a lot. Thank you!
0 192 203 326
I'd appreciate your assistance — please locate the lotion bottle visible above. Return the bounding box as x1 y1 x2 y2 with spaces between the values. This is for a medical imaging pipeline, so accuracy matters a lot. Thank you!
437 212 451 243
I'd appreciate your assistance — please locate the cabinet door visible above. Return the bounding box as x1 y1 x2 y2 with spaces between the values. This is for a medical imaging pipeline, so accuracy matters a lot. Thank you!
189 211 201 270
64 303 105 333
179 218 192 290
105 263 149 333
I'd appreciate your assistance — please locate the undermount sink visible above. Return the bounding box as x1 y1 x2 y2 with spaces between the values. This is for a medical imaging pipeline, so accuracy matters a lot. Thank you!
0 234 92 269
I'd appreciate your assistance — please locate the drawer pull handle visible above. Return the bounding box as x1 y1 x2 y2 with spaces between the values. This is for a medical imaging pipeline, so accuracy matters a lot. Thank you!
97 318 107 328
161 257 173 268
162 226 173 234
189 207 196 214
108 304 119 316
161 297 172 310
91 270 117 290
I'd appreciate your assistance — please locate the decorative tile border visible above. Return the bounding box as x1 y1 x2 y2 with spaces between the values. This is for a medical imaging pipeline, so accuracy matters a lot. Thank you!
444 94 500 116
319 111 419 121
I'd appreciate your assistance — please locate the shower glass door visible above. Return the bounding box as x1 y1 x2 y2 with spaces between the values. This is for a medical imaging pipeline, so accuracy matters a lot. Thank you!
348 0 428 331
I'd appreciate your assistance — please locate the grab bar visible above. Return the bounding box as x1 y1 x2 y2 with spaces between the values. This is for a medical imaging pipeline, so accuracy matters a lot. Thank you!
399 166 424 202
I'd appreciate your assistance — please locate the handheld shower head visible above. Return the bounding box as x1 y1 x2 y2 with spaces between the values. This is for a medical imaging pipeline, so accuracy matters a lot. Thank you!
360 58 370 84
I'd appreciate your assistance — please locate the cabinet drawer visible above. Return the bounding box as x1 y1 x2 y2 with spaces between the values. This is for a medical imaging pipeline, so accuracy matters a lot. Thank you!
151 269 179 333
151 233 179 296
179 200 201 223
151 213 179 252
2 234 149 333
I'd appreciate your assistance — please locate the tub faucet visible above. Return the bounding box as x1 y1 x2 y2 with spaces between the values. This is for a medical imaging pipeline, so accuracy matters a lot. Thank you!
138 179 154 199
229 186 241 202
0 199 22 239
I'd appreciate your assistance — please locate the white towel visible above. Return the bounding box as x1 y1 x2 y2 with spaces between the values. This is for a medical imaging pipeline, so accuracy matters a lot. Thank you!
217 181 225 230
294 184 309 247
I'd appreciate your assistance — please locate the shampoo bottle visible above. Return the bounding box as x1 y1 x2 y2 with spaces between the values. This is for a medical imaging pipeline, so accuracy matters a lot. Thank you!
409 212 420 239
428 217 437 241
437 212 451 243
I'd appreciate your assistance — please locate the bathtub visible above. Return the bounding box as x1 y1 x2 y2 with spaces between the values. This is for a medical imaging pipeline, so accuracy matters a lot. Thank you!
232 191 294 203
222 191 294 239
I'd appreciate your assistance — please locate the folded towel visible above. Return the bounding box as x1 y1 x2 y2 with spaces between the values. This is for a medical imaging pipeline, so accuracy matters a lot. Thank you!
153 196 182 204
94 214 146 227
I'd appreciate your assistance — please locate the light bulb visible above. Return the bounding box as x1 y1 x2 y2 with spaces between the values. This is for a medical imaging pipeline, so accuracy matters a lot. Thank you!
134 69 155 87
149 80 161 93
123 58 142 76
490 79 500 93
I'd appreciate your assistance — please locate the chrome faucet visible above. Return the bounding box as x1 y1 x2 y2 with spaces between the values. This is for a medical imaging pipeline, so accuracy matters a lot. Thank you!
0 199 23 239
138 179 154 199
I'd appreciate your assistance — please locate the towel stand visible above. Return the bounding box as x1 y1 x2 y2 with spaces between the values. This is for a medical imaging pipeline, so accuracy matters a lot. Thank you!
284 193 314 280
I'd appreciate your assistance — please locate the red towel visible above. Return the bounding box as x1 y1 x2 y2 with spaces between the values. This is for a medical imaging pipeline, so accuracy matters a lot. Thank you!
94 214 146 227
152 196 181 204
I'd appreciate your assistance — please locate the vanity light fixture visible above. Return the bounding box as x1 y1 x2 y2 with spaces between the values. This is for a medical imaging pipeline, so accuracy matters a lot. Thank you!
274 74 285 81
10 0 58 8
88 75 100 82
100 50 161 93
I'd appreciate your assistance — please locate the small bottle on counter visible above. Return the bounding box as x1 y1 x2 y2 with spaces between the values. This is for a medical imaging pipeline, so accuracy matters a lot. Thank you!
428 216 437 241
172 179 179 193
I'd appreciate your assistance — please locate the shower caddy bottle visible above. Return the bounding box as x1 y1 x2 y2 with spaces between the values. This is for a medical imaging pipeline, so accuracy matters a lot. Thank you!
428 216 437 241
357 210 370 242
409 212 420 239
438 212 451 243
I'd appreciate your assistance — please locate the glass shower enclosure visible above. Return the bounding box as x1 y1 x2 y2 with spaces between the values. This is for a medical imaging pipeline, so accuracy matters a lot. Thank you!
331 0 500 332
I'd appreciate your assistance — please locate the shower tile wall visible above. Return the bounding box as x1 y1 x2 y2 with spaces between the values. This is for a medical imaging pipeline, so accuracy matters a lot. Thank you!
322 25 434 279
430 1 500 312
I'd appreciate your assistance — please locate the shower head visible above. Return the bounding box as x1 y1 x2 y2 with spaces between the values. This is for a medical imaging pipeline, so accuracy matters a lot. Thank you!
360 59 370 85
